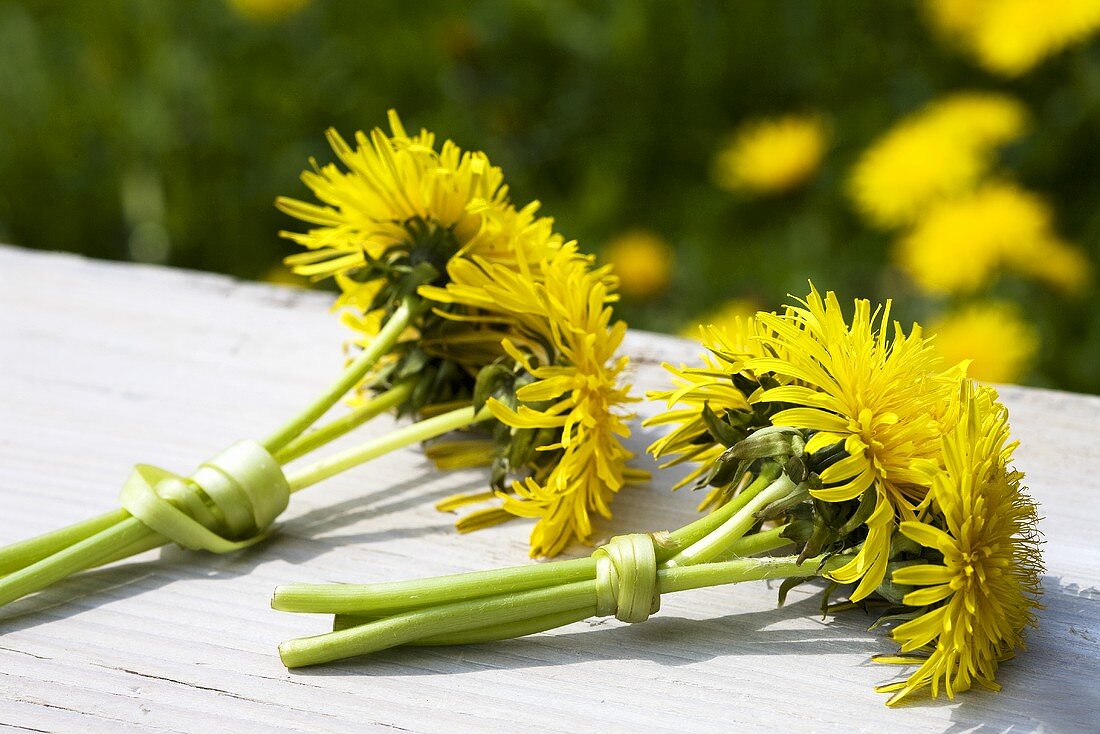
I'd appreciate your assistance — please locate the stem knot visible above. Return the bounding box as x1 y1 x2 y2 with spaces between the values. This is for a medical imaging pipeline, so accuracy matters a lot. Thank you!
118 440 290 553
593 533 661 623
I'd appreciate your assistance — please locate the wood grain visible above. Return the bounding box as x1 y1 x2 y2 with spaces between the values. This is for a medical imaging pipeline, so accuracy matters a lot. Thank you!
0 245 1097 733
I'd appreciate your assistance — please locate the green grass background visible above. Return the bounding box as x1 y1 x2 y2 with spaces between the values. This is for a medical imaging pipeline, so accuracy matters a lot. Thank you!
2 1 1097 392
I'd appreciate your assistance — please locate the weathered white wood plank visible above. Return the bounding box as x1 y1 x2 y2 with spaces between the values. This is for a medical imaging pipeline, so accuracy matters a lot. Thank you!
0 244 1097 733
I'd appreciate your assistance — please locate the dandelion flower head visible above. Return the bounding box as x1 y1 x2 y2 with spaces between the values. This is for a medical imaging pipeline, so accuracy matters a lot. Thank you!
876 381 1042 704
678 298 762 339
421 244 638 557
279 110 509 284
713 115 828 195
849 93 1027 228
279 112 565 411
604 229 674 299
746 284 964 600
896 182 1090 295
924 0 1100 76
929 302 1039 384
647 314 781 509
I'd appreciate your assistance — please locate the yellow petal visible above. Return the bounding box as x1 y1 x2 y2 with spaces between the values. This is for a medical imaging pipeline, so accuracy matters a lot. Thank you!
892 564 954 585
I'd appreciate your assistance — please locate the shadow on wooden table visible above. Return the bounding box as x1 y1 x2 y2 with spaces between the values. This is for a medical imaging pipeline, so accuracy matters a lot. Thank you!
287 590 890 675
0 469 458 631
935 577 1100 734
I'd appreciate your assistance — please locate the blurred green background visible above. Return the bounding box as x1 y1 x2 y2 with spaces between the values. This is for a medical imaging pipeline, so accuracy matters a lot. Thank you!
1 0 1098 392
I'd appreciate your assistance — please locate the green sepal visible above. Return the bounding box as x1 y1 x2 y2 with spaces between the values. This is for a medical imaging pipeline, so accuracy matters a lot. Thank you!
837 485 878 535
722 426 805 462
818 580 842 619
473 363 515 412
704 455 747 490
875 560 920 605
701 402 744 448
777 576 809 607
868 607 924 631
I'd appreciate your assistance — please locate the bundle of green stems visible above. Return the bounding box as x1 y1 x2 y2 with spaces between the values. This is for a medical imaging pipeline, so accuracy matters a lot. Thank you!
273 461 850 667
0 298 493 609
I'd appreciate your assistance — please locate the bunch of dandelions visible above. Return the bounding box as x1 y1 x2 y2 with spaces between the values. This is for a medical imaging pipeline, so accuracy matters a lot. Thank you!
272 284 1042 708
0 112 638 613
275 109 562 429
279 111 642 555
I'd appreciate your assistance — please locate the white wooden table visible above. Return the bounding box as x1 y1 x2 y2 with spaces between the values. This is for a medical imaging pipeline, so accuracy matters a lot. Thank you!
1 244 1097 733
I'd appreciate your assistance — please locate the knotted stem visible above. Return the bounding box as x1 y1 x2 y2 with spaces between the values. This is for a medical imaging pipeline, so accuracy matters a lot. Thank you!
276 543 846 667
273 461 840 668
0 402 492 610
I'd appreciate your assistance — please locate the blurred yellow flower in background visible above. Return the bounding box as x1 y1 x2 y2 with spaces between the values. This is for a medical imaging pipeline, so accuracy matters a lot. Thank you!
922 94 1029 146
922 0 990 40
896 182 1047 293
713 115 827 195
1015 237 1093 295
228 0 311 22
924 0 1100 76
896 182 1090 295
604 229 674 298
849 93 1026 228
929 301 1039 383
679 298 762 338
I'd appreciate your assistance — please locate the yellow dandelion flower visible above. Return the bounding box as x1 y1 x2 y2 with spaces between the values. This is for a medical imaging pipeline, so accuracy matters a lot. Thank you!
646 315 778 507
336 199 567 346
420 244 638 557
877 382 1042 705
896 182 1089 295
747 284 962 600
279 112 569 415
895 182 1048 294
929 302 1039 384
849 93 1027 228
277 110 509 283
924 0 1100 77
713 115 827 195
604 229 674 299
921 94 1029 148
678 298 762 339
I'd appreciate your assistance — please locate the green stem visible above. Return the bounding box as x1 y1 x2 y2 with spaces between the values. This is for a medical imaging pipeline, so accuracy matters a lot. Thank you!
0 508 130 577
285 404 493 493
273 556 596 615
334 608 594 646
662 462 782 559
1 368 469 609
91 530 169 568
666 472 798 567
0 518 163 608
279 580 599 667
658 553 847 594
262 297 419 455
717 524 793 560
278 522 795 621
282 522 797 635
273 470 797 619
274 381 414 465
